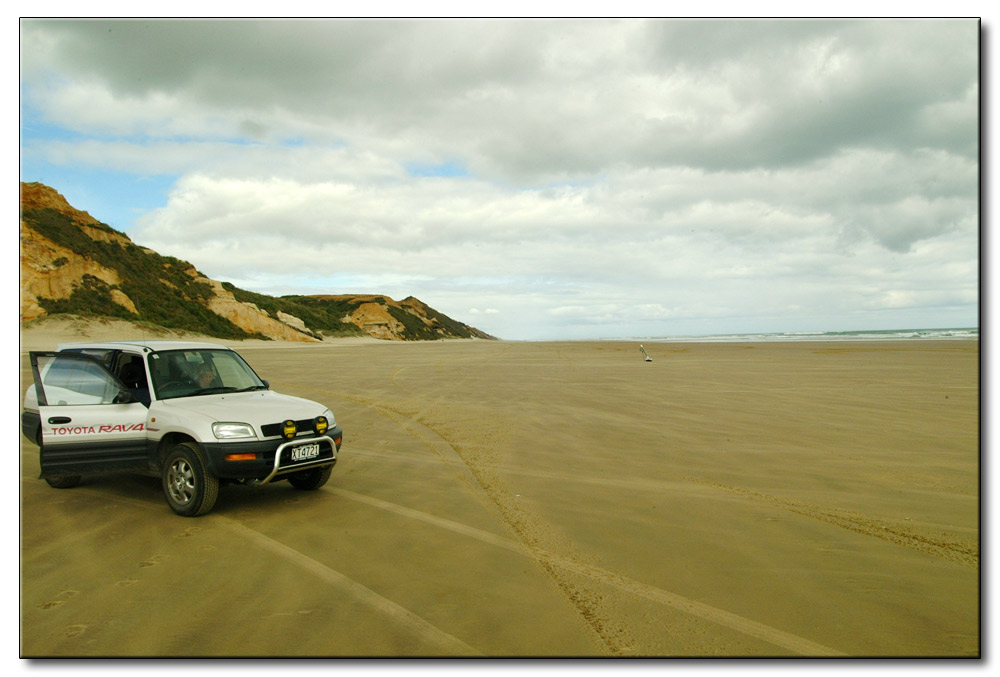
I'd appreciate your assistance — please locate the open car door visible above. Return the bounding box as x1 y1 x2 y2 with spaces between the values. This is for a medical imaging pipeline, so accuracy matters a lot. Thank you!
29 352 149 479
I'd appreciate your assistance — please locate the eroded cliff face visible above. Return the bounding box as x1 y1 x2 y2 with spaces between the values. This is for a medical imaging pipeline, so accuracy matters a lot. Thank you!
19 229 125 321
198 277 318 342
19 182 137 322
20 181 104 227
346 301 407 341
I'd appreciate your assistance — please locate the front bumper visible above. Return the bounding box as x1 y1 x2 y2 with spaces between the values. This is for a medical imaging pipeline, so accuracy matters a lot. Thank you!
201 425 342 483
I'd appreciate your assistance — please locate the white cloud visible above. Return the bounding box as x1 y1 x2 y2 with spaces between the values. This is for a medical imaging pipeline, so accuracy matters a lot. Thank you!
19 18 980 339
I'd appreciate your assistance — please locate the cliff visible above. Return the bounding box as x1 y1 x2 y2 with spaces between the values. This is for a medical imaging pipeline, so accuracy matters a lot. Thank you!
19 182 496 342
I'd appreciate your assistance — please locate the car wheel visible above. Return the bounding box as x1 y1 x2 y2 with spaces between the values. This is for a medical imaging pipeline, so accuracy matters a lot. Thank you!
37 431 81 488
44 475 82 489
163 442 219 517
287 465 333 490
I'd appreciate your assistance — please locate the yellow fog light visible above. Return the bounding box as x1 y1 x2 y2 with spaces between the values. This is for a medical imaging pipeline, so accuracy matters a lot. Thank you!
315 416 329 435
282 419 297 440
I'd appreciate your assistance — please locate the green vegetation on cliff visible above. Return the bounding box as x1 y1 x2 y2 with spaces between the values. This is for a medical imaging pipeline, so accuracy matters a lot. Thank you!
25 207 260 339
221 284 364 337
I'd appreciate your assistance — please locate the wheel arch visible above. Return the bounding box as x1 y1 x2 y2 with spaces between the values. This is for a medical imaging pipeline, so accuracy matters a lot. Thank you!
155 432 199 469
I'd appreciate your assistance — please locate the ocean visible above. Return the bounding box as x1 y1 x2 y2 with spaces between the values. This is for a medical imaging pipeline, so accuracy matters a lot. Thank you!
614 328 979 343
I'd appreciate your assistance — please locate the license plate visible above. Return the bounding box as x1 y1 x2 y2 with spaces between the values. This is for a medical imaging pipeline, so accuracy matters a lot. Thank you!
290 443 320 461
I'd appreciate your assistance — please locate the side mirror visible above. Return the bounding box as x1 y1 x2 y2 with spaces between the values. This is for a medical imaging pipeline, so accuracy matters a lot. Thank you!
113 390 136 404
262 380 270 389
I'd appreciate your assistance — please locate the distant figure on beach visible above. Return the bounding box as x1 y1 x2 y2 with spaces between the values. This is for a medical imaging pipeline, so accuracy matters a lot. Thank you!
640 345 652 362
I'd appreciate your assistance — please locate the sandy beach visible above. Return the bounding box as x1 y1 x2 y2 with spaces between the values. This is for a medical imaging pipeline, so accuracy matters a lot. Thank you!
18 321 980 657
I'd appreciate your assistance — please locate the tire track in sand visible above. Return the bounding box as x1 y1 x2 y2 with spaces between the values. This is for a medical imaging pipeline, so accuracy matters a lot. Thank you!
28 481 479 656
688 477 978 570
318 391 633 654
500 468 978 570
308 389 845 656
219 518 479 655
329 485 845 656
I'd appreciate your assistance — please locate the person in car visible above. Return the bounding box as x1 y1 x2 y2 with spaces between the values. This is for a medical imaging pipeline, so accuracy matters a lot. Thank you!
195 364 218 389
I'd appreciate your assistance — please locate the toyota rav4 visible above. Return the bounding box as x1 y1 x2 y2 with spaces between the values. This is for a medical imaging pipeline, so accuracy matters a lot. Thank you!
21 340 343 516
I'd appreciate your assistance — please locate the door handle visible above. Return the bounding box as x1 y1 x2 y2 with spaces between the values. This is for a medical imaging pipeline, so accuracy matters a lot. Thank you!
48 416 71 424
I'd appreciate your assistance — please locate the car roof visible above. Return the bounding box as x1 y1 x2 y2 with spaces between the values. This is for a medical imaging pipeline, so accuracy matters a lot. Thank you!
57 340 231 354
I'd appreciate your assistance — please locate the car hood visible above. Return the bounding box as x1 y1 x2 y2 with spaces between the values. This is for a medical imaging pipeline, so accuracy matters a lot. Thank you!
156 390 330 427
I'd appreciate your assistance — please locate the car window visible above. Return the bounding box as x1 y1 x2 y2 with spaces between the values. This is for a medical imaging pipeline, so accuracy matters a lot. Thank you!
62 348 116 370
149 349 265 399
38 355 124 406
115 354 151 406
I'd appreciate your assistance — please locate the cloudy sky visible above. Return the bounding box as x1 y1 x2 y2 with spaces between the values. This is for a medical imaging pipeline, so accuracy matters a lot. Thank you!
19 18 980 340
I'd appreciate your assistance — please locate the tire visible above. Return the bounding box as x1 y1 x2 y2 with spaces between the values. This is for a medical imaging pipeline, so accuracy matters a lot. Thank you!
37 431 81 489
44 475 82 489
287 465 333 491
162 442 219 517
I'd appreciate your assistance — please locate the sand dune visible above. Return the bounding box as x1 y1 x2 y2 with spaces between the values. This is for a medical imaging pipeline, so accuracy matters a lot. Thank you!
18 323 979 656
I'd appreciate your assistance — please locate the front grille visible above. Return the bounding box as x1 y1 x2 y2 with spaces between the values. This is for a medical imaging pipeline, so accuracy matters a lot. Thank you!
260 418 323 438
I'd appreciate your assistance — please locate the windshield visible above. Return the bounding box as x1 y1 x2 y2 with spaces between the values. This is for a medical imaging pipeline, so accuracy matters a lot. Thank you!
149 349 266 400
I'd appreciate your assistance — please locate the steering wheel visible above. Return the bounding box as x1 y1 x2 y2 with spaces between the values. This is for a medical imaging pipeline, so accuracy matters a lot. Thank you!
156 380 189 395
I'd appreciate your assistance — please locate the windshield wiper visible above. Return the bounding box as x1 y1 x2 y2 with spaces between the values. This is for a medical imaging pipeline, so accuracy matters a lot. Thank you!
236 385 268 392
189 386 240 396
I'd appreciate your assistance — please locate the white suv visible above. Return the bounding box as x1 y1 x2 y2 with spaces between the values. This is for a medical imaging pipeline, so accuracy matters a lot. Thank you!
21 341 343 516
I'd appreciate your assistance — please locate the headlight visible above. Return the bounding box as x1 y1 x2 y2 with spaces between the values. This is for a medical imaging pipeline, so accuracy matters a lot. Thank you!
212 422 257 440
321 409 336 428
